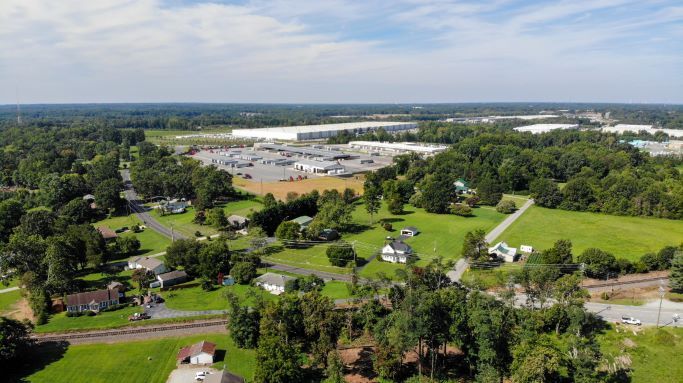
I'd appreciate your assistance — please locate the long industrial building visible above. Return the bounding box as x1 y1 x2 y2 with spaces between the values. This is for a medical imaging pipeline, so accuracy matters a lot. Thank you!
347 141 448 155
602 124 683 138
513 124 579 134
231 121 418 141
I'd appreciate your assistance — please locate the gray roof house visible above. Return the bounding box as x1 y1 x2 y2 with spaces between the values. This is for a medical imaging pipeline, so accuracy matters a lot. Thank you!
292 216 313 230
156 270 189 288
128 256 167 275
254 272 295 295
381 240 414 264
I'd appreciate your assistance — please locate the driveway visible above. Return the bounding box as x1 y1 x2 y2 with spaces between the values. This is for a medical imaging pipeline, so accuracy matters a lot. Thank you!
145 303 227 319
485 198 534 243
167 367 219 383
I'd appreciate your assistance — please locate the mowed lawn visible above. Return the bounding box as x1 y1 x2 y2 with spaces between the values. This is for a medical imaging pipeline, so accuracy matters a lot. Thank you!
598 326 683 383
94 214 171 256
162 283 278 311
266 201 506 279
0 289 22 313
494 206 683 260
154 199 263 238
15 333 254 383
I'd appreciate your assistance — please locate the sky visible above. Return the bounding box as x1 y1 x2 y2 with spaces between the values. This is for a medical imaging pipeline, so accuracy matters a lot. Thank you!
1 0 682 104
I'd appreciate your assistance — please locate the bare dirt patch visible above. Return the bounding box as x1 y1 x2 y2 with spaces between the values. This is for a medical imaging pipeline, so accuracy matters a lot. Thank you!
234 176 364 200
5 298 34 322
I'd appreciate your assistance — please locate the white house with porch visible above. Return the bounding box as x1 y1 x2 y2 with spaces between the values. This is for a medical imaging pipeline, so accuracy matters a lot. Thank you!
381 240 414 263
488 242 518 262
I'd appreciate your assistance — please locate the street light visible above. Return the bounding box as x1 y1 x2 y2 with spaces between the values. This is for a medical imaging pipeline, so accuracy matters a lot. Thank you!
657 281 665 328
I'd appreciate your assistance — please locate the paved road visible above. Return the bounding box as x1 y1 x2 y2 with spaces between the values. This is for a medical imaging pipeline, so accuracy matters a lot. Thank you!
485 198 534 243
446 258 469 282
0 286 19 294
585 301 683 326
121 169 187 240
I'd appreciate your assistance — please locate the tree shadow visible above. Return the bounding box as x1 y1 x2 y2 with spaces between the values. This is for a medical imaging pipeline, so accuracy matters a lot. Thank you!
378 218 404 224
7 341 69 382
344 224 372 234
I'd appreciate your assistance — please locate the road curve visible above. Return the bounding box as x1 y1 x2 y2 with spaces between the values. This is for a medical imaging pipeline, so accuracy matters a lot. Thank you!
120 169 187 240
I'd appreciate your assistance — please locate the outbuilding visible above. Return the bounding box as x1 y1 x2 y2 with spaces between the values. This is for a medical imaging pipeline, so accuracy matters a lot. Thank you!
177 341 216 365
400 226 419 237
488 242 518 262
156 270 188 288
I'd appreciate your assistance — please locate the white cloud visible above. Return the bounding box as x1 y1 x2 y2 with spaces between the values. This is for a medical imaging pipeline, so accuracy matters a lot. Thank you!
0 0 681 103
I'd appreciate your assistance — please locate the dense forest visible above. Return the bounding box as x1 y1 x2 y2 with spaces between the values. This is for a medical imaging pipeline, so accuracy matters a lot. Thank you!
1 103 682 130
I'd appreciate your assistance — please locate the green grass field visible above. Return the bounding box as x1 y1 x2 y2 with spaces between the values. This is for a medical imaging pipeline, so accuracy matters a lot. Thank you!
14 333 254 383
0 289 22 313
94 214 171 257
494 206 683 260
162 283 278 311
264 201 505 279
598 326 683 383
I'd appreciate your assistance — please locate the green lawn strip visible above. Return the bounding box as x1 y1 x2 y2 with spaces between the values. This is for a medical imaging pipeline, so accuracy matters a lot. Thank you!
93 214 171 257
598 326 683 383
162 284 277 311
494 206 683 261
34 308 225 334
0 289 22 313
320 281 355 300
18 332 254 383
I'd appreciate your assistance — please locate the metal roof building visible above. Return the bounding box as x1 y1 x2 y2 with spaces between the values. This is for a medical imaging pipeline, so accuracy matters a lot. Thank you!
347 141 448 154
257 143 351 160
513 124 579 134
232 121 417 141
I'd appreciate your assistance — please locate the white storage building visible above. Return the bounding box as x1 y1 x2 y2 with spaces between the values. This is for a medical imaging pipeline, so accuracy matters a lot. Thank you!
348 141 447 154
232 121 418 141
294 159 346 175
513 124 579 134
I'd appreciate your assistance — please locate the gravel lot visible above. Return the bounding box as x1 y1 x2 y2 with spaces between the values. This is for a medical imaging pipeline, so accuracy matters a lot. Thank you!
166 367 220 383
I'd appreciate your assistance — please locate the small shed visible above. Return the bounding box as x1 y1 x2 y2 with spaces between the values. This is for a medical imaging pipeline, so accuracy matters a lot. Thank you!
156 270 188 288
520 245 534 253
292 216 313 230
318 229 339 241
177 340 216 365
400 226 419 237
97 226 118 241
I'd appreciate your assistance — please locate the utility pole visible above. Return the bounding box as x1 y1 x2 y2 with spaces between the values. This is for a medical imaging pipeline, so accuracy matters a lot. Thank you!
657 281 665 328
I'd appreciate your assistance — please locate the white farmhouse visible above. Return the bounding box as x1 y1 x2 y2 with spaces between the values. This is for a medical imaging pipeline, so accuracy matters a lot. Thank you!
127 256 167 275
381 240 414 264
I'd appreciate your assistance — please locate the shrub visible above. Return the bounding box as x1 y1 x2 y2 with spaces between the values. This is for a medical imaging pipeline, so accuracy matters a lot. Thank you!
326 243 356 267
600 291 611 301
382 223 393 231
465 196 480 207
195 231 203 237
450 203 473 217
232 262 257 284
496 200 516 214
84 310 97 316
200 278 214 291
65 311 82 318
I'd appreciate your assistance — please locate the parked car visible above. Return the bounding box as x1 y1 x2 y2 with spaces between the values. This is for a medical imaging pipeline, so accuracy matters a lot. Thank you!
195 371 210 381
243 173 252 179
128 312 151 321
621 316 641 325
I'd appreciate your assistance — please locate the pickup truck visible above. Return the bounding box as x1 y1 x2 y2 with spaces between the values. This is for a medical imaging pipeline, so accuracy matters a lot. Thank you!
128 312 151 321
621 316 641 325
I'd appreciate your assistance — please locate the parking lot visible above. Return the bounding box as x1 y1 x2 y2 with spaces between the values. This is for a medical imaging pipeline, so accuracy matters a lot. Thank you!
190 144 394 183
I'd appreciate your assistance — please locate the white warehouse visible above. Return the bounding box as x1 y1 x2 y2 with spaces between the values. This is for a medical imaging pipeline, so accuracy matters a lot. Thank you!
513 124 579 134
294 159 346 175
231 121 418 141
348 141 448 155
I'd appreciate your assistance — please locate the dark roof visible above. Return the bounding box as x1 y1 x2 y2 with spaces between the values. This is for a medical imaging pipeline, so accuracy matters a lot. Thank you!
204 370 246 383
385 240 412 253
66 288 119 307
157 270 188 281
177 341 217 361
97 226 118 239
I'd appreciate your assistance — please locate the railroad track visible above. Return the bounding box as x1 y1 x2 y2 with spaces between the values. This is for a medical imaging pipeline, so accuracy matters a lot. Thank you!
582 276 668 290
32 319 228 343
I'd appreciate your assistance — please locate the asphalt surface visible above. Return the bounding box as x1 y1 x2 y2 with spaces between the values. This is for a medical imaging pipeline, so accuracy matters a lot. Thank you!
121 169 187 240
0 286 19 294
484 198 534 243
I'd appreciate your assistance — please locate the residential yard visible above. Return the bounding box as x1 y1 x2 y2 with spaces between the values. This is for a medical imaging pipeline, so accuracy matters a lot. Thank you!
162 283 278 311
320 281 356 300
264 201 506 279
154 199 262 239
0 289 22 313
598 326 683 383
12 333 254 383
34 305 144 333
494 206 683 261
94 214 171 257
